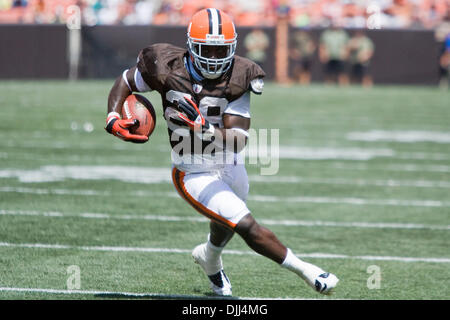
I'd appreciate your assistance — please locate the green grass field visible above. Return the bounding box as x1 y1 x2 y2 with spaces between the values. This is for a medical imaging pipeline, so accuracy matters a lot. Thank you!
0 80 449 300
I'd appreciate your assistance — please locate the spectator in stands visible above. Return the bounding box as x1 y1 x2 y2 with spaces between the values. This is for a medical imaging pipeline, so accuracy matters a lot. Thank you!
0 0 449 29
319 23 349 85
12 0 27 7
289 29 316 85
384 0 415 28
347 30 375 87
32 0 45 23
244 28 270 70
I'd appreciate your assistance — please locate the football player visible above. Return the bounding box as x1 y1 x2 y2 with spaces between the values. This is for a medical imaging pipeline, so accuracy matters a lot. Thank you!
105 8 338 296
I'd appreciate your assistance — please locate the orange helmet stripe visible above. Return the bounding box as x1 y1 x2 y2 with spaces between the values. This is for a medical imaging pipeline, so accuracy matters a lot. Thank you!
207 8 221 35
188 8 236 42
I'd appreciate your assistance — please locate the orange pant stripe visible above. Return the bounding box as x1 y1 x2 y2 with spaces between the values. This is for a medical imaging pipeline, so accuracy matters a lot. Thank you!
171 167 236 229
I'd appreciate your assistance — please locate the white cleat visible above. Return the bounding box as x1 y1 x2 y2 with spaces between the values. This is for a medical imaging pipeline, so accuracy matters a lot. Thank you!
204 270 232 297
192 243 232 296
313 272 339 295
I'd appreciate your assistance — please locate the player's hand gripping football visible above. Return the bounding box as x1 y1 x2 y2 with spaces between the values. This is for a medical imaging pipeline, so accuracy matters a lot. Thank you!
176 96 215 140
105 113 149 143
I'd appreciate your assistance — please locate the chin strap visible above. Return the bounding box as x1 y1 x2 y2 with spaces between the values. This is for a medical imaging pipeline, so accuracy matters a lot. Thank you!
185 55 204 82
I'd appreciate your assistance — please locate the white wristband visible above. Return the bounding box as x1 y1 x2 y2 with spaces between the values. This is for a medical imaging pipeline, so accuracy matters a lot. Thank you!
106 111 121 125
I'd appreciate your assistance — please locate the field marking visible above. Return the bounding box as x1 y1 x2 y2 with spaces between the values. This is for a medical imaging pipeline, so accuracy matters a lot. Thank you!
0 140 164 152
1 209 449 231
0 166 172 184
346 130 450 143
249 175 450 189
0 186 178 198
0 241 448 263
273 146 395 160
2 165 450 189
0 286 336 300
0 186 111 196
331 162 450 173
3 143 450 162
249 195 450 208
1 186 449 208
394 152 450 161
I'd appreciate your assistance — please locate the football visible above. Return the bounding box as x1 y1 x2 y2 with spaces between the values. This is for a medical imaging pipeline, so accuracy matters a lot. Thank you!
122 94 156 138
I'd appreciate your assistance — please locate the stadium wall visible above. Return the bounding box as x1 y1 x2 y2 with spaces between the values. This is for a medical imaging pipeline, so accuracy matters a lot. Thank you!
0 25 68 78
0 25 440 85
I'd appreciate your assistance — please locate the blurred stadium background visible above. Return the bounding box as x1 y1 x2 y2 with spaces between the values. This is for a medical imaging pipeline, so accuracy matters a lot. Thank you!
0 0 449 85
0 0 449 300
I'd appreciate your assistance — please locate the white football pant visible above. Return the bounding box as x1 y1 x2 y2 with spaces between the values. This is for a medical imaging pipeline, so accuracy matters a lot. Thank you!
172 162 250 229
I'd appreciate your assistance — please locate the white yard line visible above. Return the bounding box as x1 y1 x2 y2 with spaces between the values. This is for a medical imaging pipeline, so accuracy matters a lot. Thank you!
1 186 449 207
0 286 327 300
3 164 450 188
0 166 172 184
346 130 450 144
249 175 450 189
258 218 450 231
0 141 165 152
2 144 450 162
395 152 450 161
248 195 450 207
273 146 395 160
1 209 448 231
0 242 448 263
0 186 178 198
0 186 109 196
331 162 450 173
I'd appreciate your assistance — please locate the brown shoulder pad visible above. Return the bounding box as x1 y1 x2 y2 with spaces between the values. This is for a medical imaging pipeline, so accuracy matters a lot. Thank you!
137 43 186 93
227 55 266 99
